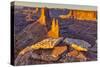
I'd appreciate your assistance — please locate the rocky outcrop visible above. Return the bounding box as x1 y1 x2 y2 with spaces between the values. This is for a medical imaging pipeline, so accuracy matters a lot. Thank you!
15 37 97 65
15 38 64 65
63 38 91 49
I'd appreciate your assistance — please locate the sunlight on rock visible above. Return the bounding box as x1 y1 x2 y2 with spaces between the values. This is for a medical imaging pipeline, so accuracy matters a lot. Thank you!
48 18 59 38
71 43 88 51
73 10 96 21
38 8 46 25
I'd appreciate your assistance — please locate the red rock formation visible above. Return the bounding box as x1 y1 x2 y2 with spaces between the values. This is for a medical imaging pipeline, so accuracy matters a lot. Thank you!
59 10 97 21
48 18 59 38
72 10 97 21
38 8 46 25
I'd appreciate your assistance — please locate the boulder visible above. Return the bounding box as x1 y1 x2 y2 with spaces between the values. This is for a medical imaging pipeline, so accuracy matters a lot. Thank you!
63 38 91 49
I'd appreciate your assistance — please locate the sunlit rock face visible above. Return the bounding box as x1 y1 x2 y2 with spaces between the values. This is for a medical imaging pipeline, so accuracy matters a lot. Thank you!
38 8 46 25
48 18 59 38
18 37 63 55
58 10 97 21
72 10 97 21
